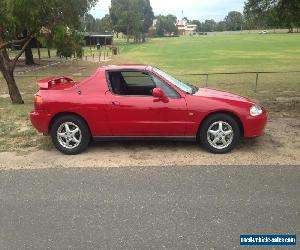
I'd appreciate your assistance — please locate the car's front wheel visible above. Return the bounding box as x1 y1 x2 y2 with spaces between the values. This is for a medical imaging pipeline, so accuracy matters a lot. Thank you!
199 113 241 154
50 115 90 155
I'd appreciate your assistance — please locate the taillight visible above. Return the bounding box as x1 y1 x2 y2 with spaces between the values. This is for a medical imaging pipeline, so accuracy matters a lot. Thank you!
34 95 44 109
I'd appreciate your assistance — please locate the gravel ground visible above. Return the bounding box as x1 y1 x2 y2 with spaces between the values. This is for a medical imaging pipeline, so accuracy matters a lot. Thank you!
0 116 299 170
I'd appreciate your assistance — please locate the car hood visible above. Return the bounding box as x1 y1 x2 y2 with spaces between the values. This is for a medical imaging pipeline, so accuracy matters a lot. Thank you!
193 87 252 103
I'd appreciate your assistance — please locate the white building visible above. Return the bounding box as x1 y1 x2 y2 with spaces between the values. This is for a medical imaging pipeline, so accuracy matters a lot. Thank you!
176 19 197 36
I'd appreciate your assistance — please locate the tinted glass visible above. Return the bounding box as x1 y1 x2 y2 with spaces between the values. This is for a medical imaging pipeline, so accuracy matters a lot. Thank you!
121 71 154 86
151 75 180 98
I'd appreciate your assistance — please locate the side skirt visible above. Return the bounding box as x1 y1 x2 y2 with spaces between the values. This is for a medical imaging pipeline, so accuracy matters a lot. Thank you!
93 136 196 142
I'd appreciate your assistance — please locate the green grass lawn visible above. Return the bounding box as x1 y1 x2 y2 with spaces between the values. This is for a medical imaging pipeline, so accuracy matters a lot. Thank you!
112 33 300 73
0 33 299 152
109 33 300 100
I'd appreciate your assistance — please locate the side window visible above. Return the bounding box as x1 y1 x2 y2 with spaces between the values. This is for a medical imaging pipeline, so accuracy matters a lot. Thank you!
151 75 180 98
109 71 156 96
108 70 180 98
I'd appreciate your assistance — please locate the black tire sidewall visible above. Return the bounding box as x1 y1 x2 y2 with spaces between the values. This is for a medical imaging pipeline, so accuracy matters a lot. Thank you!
199 114 241 154
50 115 90 155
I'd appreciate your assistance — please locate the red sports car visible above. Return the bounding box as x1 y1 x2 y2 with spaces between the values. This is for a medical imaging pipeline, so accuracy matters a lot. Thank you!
30 65 267 155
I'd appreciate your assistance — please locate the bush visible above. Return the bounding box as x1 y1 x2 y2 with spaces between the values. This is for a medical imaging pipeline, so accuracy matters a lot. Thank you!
57 45 73 58
53 26 84 59
76 47 84 59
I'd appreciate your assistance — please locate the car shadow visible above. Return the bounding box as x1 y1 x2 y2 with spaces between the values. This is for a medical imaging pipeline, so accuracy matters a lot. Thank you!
90 140 200 151
88 137 265 153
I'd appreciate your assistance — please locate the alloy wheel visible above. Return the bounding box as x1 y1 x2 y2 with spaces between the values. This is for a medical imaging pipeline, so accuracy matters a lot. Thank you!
207 121 234 150
57 122 82 149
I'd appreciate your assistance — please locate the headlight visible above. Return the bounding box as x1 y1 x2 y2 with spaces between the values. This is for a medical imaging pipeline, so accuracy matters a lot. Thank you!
250 105 263 116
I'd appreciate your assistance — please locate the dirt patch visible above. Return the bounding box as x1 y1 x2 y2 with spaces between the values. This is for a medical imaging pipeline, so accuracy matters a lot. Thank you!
0 94 9 98
14 58 71 74
0 116 299 170
261 100 300 118
276 96 300 102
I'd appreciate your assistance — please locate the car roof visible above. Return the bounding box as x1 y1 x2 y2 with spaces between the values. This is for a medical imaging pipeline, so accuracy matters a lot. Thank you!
98 64 152 72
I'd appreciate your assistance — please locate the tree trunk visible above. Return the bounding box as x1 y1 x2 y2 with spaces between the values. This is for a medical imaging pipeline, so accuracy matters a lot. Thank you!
142 33 146 43
25 42 34 65
0 49 24 104
23 30 34 65
2 70 24 104
126 24 130 44
37 40 41 60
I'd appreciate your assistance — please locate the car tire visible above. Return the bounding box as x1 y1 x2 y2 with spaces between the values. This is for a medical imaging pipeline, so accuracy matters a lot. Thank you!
50 115 90 155
199 113 241 154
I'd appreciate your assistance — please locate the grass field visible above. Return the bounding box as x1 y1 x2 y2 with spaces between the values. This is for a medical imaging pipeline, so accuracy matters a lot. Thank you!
113 33 300 72
0 33 299 152
110 33 300 98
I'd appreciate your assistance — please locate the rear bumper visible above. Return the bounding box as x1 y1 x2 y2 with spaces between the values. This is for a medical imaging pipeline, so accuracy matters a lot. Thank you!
29 110 52 134
243 111 268 138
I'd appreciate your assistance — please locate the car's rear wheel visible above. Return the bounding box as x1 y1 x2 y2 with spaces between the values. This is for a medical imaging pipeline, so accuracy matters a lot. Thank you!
50 115 90 155
199 113 240 154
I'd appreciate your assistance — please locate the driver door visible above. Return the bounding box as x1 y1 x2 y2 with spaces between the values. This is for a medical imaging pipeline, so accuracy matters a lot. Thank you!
106 70 188 136
106 70 166 136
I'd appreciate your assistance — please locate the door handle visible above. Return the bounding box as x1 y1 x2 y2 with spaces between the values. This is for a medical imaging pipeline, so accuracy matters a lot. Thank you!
112 101 120 106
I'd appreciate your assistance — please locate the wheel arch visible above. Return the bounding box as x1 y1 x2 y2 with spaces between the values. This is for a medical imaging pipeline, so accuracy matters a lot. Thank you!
198 110 244 137
48 112 92 136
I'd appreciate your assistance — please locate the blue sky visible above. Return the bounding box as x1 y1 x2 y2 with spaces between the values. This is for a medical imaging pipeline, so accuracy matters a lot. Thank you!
90 0 245 21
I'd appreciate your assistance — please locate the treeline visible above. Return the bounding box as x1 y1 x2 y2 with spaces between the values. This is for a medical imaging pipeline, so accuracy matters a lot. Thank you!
244 0 300 32
84 14 112 33
185 11 244 33
84 0 300 39
155 0 300 36
152 11 243 37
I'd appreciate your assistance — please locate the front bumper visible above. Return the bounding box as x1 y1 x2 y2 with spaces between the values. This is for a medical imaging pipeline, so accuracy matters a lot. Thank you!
29 110 52 134
243 111 268 138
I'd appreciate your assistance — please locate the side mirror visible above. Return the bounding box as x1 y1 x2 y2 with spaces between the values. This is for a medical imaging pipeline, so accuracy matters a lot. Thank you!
152 88 168 100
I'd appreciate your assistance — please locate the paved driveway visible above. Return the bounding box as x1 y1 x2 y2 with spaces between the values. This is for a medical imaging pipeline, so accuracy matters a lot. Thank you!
0 166 299 249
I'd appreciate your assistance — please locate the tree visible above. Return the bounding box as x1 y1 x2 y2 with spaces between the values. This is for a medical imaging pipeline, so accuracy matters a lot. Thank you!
110 0 153 43
244 0 278 29
39 29 55 59
84 14 97 32
96 14 113 32
0 0 97 104
142 0 154 41
202 19 217 32
83 14 112 33
225 11 243 31
155 14 178 36
110 0 139 43
190 20 201 32
98 14 113 32
216 21 227 32
276 0 300 32
52 26 82 58
243 0 300 31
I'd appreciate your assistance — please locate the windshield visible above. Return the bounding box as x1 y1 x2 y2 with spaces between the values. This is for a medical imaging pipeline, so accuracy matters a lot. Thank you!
152 67 194 94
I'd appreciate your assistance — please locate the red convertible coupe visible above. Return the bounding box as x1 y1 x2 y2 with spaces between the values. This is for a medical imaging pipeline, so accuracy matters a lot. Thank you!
30 65 267 155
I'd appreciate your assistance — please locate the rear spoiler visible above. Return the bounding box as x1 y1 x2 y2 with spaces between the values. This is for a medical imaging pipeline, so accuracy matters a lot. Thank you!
37 76 74 90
